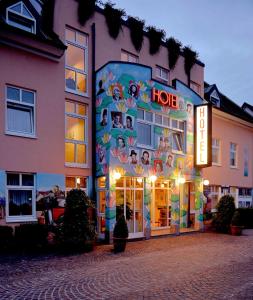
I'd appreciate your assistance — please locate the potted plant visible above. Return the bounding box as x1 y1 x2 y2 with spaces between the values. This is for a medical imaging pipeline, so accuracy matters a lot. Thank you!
113 214 128 253
127 16 145 52
76 0 96 26
231 210 243 236
166 37 182 70
147 26 165 55
104 2 126 39
203 211 213 232
183 46 198 86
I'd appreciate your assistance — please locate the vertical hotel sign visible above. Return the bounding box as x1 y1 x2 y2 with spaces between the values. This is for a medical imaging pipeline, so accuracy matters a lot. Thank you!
194 104 212 167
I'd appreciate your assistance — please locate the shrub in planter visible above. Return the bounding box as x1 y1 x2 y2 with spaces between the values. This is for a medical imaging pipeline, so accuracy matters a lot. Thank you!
113 215 128 253
183 46 198 85
166 37 182 70
57 189 96 253
127 16 145 52
231 210 243 236
15 224 48 252
147 26 165 55
75 0 96 26
212 195 235 233
104 2 125 39
237 208 253 228
0 226 13 252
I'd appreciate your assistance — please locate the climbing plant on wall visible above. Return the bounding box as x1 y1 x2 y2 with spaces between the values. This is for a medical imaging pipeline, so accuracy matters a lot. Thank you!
75 0 96 26
147 26 165 55
183 46 198 85
104 2 126 39
127 16 145 52
166 37 182 70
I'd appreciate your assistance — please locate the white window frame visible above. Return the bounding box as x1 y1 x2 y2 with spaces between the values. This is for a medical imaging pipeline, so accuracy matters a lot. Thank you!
65 101 88 168
121 49 139 63
230 142 237 168
5 85 36 138
156 65 169 82
6 1 36 34
212 138 221 166
137 109 186 153
65 28 88 97
65 176 88 195
6 173 36 223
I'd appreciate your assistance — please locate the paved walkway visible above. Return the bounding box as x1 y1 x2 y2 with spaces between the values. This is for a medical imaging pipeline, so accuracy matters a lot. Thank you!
1 232 253 299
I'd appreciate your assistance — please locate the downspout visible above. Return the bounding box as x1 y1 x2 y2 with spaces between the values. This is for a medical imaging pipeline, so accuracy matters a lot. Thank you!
91 22 96 203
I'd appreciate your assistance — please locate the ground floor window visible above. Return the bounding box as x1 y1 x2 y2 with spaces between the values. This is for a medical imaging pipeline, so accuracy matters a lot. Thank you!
65 176 88 194
6 173 36 222
151 179 171 228
116 177 144 236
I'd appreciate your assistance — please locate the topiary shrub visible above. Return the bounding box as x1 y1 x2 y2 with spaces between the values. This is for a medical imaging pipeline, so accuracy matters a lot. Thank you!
58 189 96 252
236 208 253 228
76 0 96 26
183 46 198 85
127 16 145 52
113 214 128 253
147 26 165 55
0 226 13 252
212 195 235 233
166 37 182 70
104 2 125 39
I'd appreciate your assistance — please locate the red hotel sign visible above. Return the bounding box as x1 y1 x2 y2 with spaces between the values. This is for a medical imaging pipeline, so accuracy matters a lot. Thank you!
152 88 178 109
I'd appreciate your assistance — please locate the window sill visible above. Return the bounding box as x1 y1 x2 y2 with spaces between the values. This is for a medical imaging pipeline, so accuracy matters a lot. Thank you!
212 163 222 167
5 131 37 139
65 88 88 98
230 166 238 169
6 216 37 223
65 163 89 169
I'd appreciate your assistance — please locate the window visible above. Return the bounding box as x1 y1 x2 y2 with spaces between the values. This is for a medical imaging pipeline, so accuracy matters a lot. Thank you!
65 176 88 194
65 101 88 167
6 2 36 33
239 188 252 197
212 138 221 165
121 50 138 63
210 90 220 107
156 66 169 82
137 109 185 152
230 143 237 167
6 173 36 222
65 28 88 95
97 177 106 236
190 81 201 94
6 86 35 137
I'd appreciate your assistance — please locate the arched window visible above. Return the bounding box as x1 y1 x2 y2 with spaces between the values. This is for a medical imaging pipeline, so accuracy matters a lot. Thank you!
6 1 36 34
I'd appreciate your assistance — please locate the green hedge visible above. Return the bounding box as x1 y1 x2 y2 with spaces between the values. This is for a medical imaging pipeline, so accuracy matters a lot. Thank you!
0 226 14 252
236 208 253 228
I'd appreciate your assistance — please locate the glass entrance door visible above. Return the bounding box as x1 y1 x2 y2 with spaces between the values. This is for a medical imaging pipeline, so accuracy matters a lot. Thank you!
116 177 144 238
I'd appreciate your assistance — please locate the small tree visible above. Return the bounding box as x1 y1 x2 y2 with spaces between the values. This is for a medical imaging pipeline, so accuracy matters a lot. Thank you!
213 195 235 233
60 189 96 252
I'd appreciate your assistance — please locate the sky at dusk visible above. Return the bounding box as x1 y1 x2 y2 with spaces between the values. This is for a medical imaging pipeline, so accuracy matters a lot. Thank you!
112 0 253 106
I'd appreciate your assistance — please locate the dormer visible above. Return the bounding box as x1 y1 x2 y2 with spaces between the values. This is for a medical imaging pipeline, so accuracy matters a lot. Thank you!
6 1 36 34
210 89 220 107
204 83 221 108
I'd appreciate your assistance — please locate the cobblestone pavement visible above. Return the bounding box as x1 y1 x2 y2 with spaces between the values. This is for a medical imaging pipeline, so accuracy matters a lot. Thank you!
1 232 253 299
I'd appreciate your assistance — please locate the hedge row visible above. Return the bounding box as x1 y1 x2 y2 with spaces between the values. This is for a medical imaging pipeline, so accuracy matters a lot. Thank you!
236 208 253 229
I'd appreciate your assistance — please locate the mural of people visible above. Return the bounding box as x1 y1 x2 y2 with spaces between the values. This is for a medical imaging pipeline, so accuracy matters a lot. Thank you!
111 112 123 128
154 160 163 173
141 150 150 165
100 109 108 126
125 115 134 130
164 137 170 152
117 136 126 151
129 149 138 164
112 84 122 101
97 79 105 96
186 103 193 115
166 154 174 167
158 137 165 151
128 81 139 99
99 147 106 164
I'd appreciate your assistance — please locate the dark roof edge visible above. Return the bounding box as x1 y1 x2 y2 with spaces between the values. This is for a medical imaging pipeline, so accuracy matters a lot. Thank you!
94 5 205 68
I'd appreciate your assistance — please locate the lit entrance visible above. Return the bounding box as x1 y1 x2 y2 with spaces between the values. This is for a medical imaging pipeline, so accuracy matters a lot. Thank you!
115 177 144 238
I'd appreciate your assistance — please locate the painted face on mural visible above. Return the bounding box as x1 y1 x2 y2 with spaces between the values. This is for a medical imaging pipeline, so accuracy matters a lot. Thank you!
125 116 133 130
128 83 138 98
141 151 150 165
113 87 121 101
112 113 123 128
100 109 107 126
117 136 125 149
166 154 173 167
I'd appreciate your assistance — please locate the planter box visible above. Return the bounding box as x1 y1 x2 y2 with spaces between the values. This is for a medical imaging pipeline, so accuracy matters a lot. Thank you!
230 225 243 236
113 237 127 253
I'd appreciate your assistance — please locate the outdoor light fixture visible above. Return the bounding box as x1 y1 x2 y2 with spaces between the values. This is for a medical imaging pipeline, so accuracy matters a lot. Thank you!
178 177 186 184
76 177 81 185
203 179 210 186
150 175 157 182
137 178 143 183
113 172 121 180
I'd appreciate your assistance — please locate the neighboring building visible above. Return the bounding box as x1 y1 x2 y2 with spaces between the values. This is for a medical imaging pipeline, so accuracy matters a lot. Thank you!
0 0 206 241
242 102 253 118
203 83 253 210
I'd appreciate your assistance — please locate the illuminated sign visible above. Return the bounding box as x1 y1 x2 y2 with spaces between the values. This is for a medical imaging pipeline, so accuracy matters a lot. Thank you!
194 104 212 167
151 88 178 109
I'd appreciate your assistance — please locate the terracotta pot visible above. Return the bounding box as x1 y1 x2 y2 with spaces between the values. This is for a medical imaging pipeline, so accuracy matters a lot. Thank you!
230 225 243 236
113 237 127 253
38 216 45 225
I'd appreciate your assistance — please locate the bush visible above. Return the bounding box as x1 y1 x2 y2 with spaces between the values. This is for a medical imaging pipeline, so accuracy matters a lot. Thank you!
15 224 48 252
0 226 13 252
57 189 96 252
212 195 235 233
231 210 242 226
113 215 128 239
236 208 253 228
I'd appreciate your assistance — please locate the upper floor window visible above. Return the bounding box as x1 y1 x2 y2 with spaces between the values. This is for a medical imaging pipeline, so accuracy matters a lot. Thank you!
6 86 36 138
65 101 88 167
6 2 36 34
156 66 169 82
6 172 36 222
65 28 88 95
190 81 201 94
210 90 220 107
121 50 139 63
212 138 221 165
230 142 237 167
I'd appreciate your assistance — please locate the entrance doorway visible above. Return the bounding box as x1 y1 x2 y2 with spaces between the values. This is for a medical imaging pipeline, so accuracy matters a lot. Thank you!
180 182 195 230
115 177 144 238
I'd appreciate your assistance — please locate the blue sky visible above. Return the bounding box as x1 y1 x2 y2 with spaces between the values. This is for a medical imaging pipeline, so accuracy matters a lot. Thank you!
113 0 253 106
